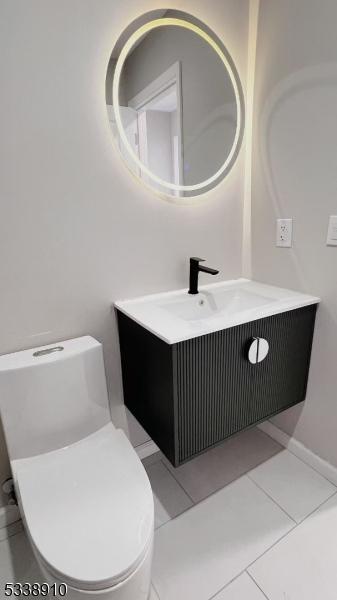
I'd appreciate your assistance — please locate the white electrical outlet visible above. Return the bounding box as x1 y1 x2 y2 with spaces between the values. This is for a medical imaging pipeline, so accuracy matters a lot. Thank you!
276 218 293 248
326 216 337 246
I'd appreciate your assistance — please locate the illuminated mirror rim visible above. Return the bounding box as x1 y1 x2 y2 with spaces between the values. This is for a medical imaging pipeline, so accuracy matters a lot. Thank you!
112 17 243 194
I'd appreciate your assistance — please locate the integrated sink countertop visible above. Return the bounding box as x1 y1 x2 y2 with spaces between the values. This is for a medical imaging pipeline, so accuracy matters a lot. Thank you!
115 279 320 344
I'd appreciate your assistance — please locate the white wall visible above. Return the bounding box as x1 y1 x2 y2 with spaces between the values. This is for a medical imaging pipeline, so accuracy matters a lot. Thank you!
251 0 337 466
0 0 249 503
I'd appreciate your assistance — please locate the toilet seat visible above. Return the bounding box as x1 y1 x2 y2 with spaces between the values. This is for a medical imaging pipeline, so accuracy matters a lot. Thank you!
15 424 154 591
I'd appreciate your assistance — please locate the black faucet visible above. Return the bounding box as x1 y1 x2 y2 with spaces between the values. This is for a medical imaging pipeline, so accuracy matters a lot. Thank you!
188 257 219 294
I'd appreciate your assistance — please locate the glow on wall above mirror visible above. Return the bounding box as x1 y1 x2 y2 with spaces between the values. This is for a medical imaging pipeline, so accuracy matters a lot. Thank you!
106 10 245 202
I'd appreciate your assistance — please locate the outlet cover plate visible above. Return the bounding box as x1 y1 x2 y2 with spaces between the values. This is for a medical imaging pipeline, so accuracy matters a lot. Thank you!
276 218 293 248
326 215 337 246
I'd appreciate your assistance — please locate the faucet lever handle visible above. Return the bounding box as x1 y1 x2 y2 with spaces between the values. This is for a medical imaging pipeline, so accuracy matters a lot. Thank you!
190 257 205 263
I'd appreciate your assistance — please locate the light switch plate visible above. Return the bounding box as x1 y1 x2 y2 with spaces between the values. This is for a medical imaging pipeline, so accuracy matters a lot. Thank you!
276 218 293 248
326 215 337 246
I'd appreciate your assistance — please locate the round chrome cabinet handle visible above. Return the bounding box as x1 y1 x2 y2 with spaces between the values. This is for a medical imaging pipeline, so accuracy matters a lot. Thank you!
248 337 269 364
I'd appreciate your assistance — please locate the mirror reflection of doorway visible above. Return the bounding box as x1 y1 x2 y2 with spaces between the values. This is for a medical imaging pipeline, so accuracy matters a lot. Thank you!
128 62 183 196
107 105 140 178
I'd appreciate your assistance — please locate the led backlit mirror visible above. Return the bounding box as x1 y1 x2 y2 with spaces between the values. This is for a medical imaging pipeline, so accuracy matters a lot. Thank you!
106 10 245 201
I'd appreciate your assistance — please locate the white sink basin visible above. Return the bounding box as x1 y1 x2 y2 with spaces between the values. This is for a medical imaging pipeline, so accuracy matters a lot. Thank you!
115 279 320 344
160 288 275 322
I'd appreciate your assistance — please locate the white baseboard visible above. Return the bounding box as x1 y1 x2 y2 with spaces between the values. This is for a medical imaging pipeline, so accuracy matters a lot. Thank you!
258 421 337 486
135 439 159 460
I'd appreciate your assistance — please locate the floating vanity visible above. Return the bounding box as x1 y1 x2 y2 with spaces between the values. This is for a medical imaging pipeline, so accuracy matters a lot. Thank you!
115 279 319 466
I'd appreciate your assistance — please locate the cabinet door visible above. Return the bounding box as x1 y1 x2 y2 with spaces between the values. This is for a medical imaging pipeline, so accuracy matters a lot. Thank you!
175 305 316 464
175 324 253 463
248 306 316 425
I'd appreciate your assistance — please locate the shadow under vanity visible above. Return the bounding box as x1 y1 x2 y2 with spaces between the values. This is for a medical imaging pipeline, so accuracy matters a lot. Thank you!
116 279 319 467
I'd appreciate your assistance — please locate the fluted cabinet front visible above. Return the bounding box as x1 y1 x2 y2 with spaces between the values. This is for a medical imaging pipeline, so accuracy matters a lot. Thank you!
117 304 317 466
175 306 316 463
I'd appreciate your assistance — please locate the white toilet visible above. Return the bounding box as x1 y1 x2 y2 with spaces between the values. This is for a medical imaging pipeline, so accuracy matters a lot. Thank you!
0 336 154 599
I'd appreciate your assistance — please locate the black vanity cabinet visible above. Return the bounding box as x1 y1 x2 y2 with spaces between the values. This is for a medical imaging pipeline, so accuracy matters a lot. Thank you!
117 304 317 467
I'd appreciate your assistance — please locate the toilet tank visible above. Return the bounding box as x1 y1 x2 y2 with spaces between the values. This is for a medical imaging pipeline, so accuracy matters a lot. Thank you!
0 336 111 460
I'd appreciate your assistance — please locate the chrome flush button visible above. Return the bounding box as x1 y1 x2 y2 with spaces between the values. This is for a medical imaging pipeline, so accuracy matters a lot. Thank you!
248 337 269 364
33 346 64 357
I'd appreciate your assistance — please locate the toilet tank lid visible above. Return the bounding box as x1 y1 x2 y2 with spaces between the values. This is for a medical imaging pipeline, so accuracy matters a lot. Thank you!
0 336 100 372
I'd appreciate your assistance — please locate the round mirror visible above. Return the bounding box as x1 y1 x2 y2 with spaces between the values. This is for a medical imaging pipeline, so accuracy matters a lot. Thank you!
106 10 245 201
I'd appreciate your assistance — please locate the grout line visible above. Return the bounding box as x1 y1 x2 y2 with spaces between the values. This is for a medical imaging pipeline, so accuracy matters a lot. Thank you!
292 489 337 523
154 445 291 534
160 459 196 504
148 460 196 533
206 569 270 600
207 573 244 600
134 438 151 448
246 571 270 599
136 439 159 460
251 456 337 525
282 445 337 488
246 490 337 575
207 522 297 600
211 487 335 599
155 482 337 535
154 502 195 532
258 425 337 489
256 426 284 450
159 431 283 510
151 581 161 600
295 488 337 525
290 452 336 486
191 475 337 600
0 520 23 542
142 452 163 468
246 473 297 523
151 438 337 595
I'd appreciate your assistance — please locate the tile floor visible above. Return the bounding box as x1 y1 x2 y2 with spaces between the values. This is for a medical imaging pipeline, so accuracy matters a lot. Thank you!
0 426 336 600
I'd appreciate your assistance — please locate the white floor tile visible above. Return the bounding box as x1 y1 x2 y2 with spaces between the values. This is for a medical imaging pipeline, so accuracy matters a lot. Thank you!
145 461 193 528
248 492 337 600
150 585 160 600
125 407 151 447
163 427 282 503
0 505 21 529
0 531 43 582
0 519 23 542
249 449 336 522
142 452 163 468
152 475 294 600
213 573 267 600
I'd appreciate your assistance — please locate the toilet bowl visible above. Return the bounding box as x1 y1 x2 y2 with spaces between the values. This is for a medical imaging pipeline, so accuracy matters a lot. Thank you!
0 336 154 599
